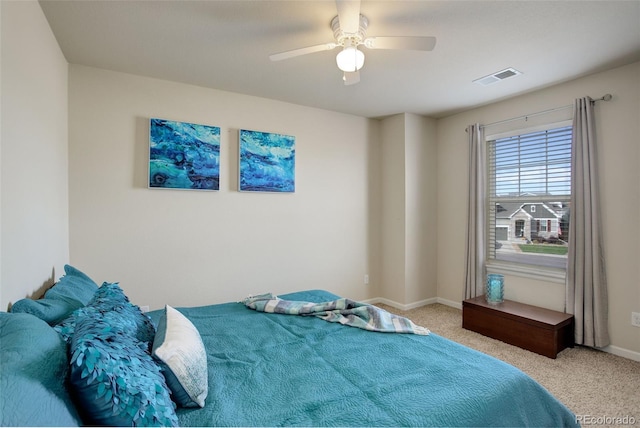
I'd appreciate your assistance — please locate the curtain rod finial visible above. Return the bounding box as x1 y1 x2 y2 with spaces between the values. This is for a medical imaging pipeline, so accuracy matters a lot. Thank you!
593 94 613 103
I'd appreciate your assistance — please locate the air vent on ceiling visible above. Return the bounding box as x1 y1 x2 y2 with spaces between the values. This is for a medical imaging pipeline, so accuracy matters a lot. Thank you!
473 68 522 86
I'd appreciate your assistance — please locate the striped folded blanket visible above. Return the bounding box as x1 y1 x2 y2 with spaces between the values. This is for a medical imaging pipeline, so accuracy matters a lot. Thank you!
242 293 429 335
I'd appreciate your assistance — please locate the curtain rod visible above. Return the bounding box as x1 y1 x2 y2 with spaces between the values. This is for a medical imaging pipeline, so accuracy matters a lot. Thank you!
466 94 612 132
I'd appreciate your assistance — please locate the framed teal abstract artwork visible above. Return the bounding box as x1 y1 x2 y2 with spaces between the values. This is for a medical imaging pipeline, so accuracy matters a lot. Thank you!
149 118 220 190
239 129 295 193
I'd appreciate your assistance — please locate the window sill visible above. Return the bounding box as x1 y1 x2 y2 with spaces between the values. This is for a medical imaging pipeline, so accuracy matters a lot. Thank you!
486 260 566 284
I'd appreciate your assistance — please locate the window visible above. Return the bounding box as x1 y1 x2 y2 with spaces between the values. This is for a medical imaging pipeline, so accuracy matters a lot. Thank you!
487 123 571 276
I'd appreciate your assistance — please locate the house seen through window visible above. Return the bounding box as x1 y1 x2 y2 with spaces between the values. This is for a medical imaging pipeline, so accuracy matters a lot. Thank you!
487 124 572 270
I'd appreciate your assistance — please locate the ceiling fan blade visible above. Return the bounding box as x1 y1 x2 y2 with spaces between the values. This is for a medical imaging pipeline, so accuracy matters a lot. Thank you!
335 0 361 34
364 36 436 51
269 43 337 61
343 71 360 86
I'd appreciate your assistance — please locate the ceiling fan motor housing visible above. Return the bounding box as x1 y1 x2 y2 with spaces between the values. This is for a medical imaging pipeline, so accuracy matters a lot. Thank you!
331 14 369 47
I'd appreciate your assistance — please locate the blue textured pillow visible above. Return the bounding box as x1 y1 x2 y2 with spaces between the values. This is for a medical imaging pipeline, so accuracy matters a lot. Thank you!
88 282 156 344
11 264 98 325
152 305 208 408
68 314 178 427
55 282 155 347
0 312 82 426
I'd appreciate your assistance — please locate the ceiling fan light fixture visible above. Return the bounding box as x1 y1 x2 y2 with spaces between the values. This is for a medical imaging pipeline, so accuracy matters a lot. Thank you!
269 6 436 85
336 46 365 72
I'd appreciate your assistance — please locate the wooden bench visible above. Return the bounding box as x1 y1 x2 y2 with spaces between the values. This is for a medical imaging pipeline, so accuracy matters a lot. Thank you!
462 296 574 359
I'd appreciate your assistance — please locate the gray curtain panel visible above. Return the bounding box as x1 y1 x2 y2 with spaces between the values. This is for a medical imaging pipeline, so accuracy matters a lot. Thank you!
464 124 486 300
566 97 610 348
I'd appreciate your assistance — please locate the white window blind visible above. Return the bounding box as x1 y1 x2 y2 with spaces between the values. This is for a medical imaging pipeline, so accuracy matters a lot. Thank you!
492 126 572 197
488 125 572 270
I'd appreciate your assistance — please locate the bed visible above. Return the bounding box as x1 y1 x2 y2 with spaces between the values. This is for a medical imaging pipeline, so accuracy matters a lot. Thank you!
2 265 579 427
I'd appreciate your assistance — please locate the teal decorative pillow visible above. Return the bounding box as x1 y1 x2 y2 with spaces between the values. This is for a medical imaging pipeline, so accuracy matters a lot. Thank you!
55 282 155 347
68 314 178 427
45 264 99 304
0 312 82 426
11 297 79 326
11 264 99 325
152 305 208 408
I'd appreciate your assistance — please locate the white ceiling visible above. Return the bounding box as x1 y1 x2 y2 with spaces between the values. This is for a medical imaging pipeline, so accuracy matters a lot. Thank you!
39 0 640 119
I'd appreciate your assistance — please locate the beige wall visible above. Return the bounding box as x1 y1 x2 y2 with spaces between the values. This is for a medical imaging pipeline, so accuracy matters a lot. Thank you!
0 1 69 310
68 65 380 310
405 113 437 304
379 113 438 306
380 114 406 303
436 62 640 356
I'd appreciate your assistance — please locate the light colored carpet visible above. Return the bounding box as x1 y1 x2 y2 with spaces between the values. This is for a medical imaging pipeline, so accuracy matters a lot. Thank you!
376 303 640 426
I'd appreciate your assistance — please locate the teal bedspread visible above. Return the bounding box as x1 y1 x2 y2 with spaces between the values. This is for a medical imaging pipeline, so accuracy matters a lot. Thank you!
148 290 578 427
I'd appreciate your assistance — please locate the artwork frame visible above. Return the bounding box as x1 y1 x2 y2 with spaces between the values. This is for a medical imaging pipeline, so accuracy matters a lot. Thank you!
239 129 296 193
149 118 221 191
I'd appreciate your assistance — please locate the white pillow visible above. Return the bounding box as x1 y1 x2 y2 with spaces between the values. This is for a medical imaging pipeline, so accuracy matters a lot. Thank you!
152 305 208 408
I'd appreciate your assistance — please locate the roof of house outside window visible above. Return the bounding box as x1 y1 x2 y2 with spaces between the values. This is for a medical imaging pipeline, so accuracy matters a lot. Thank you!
495 202 561 219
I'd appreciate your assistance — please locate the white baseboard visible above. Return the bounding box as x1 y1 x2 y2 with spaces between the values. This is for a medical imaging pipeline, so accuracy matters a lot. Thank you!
364 296 461 311
436 297 462 310
363 296 437 311
365 296 640 362
599 345 640 362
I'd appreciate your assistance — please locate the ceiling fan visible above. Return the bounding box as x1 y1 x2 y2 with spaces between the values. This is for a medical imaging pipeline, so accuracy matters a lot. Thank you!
269 0 436 85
